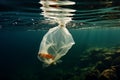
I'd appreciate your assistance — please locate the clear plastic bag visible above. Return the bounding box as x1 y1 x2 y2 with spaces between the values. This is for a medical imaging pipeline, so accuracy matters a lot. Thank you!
38 26 75 66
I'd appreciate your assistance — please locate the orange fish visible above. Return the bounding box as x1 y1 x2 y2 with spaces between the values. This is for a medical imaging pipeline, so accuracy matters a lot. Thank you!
39 53 55 60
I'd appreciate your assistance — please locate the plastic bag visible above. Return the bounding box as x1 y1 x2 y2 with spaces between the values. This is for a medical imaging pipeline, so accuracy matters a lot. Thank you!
38 26 75 66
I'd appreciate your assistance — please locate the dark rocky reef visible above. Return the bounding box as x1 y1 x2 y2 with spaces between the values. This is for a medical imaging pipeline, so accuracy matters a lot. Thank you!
82 47 120 80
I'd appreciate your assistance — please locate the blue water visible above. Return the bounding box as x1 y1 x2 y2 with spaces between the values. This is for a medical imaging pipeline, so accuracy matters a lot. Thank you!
0 28 120 80
0 0 120 80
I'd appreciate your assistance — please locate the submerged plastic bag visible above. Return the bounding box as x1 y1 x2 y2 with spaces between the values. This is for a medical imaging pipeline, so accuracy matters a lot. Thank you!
38 25 75 66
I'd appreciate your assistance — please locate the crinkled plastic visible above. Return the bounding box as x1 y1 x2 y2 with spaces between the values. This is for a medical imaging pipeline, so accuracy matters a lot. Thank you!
38 26 75 66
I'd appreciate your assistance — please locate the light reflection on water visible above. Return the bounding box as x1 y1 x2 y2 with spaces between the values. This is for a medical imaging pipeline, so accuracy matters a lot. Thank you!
40 0 76 26
0 0 120 31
